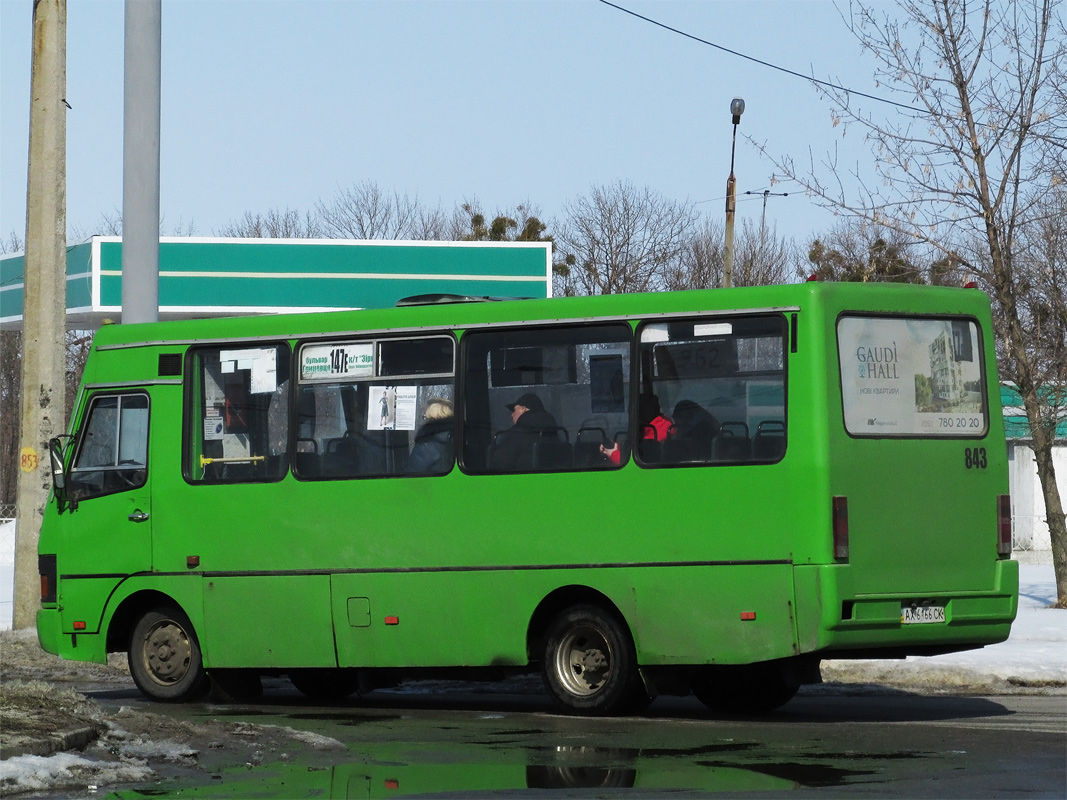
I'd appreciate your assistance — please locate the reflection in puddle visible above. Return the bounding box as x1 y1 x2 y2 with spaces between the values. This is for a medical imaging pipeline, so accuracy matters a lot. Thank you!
108 741 891 797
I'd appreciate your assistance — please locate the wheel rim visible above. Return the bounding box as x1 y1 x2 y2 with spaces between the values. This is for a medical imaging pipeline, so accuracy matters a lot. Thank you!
552 623 613 697
139 619 193 686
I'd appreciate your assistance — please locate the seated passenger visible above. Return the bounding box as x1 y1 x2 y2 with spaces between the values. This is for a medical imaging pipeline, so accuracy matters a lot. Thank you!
639 393 672 441
494 392 559 470
672 400 719 448
406 399 454 474
600 394 671 466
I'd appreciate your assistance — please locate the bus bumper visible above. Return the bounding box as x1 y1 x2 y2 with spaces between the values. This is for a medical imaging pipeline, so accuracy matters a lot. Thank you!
36 606 109 663
36 607 62 655
794 559 1019 655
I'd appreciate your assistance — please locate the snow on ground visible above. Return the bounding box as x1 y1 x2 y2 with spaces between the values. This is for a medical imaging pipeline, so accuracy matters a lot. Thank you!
0 750 155 796
0 717 202 796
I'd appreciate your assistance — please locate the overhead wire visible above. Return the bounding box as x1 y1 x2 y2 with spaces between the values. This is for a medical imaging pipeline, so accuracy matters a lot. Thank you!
597 0 923 115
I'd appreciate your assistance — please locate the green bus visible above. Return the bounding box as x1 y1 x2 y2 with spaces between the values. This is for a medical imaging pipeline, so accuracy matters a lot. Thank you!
38 281 1018 714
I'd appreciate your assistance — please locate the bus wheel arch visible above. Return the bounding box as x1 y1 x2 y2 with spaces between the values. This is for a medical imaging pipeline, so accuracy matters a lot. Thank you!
106 590 186 654
125 601 209 702
526 585 630 663
529 588 642 715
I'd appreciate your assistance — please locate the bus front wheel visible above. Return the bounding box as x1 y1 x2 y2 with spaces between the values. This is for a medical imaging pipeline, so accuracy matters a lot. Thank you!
128 607 208 702
542 604 639 715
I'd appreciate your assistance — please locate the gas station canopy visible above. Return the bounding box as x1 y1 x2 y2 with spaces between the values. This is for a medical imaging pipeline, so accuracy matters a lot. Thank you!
0 236 553 329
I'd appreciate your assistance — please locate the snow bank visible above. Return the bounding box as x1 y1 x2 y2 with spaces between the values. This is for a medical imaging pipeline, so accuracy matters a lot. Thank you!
0 751 154 796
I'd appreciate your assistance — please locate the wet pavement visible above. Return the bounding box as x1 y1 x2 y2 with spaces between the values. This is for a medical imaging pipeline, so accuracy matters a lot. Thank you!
96 683 1066 798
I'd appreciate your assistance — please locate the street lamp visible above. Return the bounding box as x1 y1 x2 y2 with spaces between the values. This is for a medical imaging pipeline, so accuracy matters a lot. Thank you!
723 96 745 289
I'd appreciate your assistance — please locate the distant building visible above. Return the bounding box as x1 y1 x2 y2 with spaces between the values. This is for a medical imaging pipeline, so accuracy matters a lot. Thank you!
1002 384 1067 552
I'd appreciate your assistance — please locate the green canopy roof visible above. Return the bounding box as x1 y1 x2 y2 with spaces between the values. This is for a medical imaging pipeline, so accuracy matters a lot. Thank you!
0 236 552 329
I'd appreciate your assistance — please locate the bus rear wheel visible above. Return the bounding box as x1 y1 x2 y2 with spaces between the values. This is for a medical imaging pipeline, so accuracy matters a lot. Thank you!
692 663 798 714
542 604 640 715
128 607 208 702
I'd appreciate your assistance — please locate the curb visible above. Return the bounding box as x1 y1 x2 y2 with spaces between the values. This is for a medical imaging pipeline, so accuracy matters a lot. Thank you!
0 726 100 761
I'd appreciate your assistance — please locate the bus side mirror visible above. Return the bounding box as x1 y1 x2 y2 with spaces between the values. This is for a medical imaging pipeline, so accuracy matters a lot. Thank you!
48 436 66 491
48 435 76 510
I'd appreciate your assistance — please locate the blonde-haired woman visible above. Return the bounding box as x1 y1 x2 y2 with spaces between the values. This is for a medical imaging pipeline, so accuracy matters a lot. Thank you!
406 398 454 474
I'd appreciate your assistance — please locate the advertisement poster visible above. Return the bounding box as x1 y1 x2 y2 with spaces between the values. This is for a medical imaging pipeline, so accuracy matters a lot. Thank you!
367 386 417 431
300 342 374 382
838 316 986 437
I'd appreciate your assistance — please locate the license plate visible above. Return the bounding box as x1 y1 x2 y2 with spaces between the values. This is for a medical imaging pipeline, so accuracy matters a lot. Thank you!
901 605 946 624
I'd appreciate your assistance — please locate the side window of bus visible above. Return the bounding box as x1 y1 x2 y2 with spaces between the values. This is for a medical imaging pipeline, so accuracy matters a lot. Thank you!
293 336 455 479
69 393 149 501
461 323 631 474
186 344 290 483
636 315 786 466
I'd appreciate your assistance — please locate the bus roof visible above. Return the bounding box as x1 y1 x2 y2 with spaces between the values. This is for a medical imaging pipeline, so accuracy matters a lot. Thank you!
86 281 992 351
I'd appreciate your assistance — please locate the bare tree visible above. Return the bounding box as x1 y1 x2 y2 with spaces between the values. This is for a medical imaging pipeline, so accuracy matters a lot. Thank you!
317 181 445 240
69 209 197 240
0 328 19 508
554 181 699 296
216 208 321 239
448 200 553 243
0 233 24 508
804 219 935 283
761 0 1067 604
995 184 1067 498
664 218 794 290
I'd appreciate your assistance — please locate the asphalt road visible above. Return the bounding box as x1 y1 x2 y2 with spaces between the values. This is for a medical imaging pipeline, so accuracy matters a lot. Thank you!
90 682 1066 799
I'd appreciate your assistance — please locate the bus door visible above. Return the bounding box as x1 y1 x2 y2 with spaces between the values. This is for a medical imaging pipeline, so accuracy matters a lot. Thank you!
57 390 153 632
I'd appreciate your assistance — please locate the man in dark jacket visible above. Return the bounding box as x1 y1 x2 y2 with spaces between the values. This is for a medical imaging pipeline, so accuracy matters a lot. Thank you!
493 392 558 470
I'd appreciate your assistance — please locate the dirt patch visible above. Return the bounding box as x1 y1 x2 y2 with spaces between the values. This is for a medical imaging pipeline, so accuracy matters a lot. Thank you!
1 628 130 686
0 680 105 758
0 629 344 797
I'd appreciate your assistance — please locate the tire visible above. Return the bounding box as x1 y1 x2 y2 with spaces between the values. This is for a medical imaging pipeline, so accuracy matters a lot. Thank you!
692 663 798 714
128 607 209 702
289 668 361 701
541 604 640 715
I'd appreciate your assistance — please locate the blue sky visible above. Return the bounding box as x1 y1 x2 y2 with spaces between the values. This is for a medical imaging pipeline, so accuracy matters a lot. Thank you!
1 0 883 247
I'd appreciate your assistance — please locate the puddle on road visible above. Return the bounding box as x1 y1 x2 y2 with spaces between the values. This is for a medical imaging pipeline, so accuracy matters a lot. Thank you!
105 740 914 798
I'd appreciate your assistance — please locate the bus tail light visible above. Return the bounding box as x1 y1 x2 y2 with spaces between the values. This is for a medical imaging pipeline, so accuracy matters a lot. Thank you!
997 495 1012 557
39 554 57 603
832 496 849 561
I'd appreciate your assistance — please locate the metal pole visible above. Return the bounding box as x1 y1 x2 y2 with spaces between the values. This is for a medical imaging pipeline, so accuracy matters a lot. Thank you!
761 189 769 246
14 0 67 629
122 0 161 323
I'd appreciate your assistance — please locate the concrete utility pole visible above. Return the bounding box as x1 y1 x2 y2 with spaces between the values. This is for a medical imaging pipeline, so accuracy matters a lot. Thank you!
122 0 161 323
722 97 745 289
14 0 67 629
